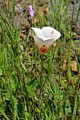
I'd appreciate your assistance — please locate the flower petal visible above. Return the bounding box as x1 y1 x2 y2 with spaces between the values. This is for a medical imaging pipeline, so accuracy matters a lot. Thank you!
52 29 61 42
34 36 54 51
28 5 34 17
44 39 55 48
41 26 61 41
41 26 54 39
33 36 44 48
32 27 41 36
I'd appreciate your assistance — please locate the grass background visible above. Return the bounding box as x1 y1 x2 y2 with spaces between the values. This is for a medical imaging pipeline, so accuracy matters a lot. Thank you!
0 0 80 120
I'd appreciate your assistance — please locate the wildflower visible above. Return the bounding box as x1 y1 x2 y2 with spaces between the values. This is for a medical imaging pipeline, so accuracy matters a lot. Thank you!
32 26 61 54
28 5 34 17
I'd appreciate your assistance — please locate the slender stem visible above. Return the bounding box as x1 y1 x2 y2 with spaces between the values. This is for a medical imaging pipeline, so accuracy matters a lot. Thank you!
71 0 74 30
67 39 71 81
40 54 44 95
67 25 72 81
38 54 44 119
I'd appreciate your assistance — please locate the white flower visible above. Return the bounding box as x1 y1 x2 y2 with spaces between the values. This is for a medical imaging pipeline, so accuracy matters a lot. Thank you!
32 26 61 54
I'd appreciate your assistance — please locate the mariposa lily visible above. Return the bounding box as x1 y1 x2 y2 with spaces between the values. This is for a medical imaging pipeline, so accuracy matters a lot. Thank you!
32 26 61 54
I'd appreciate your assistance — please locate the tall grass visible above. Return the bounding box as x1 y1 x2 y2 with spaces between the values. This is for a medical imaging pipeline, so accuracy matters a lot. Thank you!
0 0 80 120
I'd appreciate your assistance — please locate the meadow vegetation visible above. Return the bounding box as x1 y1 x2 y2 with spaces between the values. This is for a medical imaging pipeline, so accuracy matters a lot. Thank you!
0 0 80 120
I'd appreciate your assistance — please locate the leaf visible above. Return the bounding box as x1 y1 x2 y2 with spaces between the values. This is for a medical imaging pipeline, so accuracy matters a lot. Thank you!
26 84 36 98
72 94 78 119
0 108 10 120
11 95 18 120
0 68 3 76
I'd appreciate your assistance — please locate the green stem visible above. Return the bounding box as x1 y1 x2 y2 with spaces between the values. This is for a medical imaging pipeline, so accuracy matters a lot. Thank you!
67 26 72 81
40 54 44 95
38 54 44 119
67 41 71 81
71 0 74 30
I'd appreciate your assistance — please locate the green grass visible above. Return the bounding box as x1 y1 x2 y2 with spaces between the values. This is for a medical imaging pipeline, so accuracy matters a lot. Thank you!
0 0 80 120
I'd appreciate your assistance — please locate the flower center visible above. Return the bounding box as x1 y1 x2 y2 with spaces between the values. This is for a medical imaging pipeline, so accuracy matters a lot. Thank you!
39 44 48 54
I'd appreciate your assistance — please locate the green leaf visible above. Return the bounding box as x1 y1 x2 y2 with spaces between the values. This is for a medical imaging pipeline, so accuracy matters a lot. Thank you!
0 108 10 120
0 68 3 76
